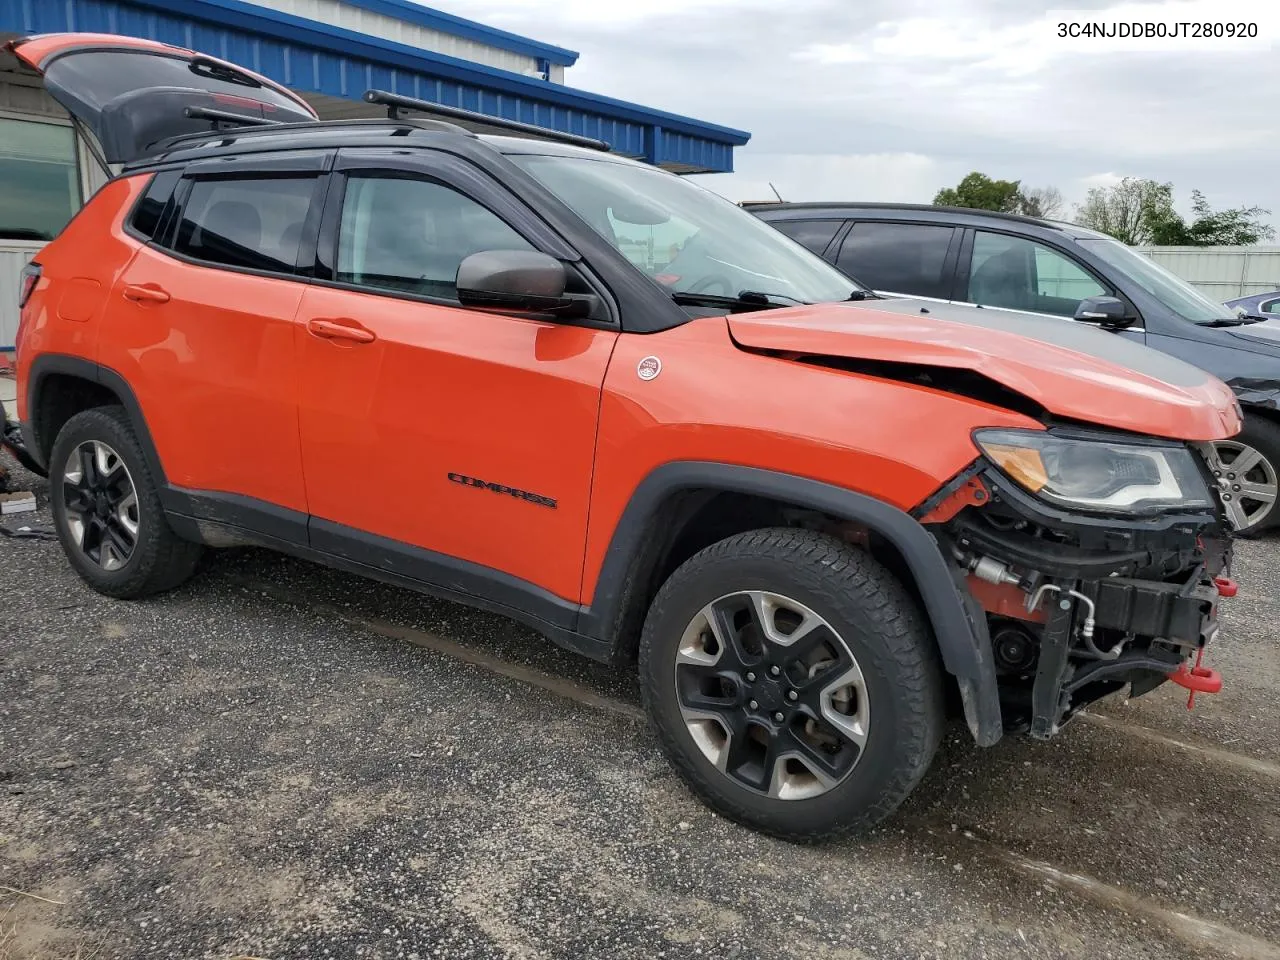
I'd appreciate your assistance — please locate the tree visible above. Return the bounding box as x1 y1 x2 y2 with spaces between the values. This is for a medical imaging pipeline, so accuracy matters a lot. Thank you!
1074 177 1176 245
934 172 1064 219
1018 185 1064 220
934 172 1023 213
1075 178 1275 246
1149 191 1275 246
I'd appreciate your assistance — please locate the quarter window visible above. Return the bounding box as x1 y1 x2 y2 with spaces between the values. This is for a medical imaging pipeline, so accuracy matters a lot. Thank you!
771 219 843 257
1261 298 1280 315
967 232 1107 317
835 222 955 299
172 176 317 273
336 175 532 300
0 118 80 242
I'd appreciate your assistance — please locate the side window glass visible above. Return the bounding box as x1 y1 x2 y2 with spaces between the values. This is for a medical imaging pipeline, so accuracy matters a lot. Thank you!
771 219 842 257
172 176 316 273
968 232 1106 317
130 169 180 241
336 175 533 300
1262 298 1280 315
836 222 954 298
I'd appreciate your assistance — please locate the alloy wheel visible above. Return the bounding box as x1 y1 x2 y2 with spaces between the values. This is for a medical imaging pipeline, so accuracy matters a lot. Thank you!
62 440 140 571
1206 440 1278 531
674 590 869 801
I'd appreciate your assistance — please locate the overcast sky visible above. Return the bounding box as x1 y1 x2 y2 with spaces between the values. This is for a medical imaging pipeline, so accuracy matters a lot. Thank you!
429 0 1278 232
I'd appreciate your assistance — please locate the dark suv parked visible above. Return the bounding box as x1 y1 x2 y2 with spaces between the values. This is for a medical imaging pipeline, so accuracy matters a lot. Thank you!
749 203 1280 535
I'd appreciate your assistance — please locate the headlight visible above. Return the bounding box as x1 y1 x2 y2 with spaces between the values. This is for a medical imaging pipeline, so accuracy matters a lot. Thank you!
974 429 1214 515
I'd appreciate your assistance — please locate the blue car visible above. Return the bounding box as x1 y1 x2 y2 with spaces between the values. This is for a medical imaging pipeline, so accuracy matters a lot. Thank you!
1227 291 1280 318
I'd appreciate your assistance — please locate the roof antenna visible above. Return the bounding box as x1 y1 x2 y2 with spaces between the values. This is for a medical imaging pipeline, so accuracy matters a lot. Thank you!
768 182 784 202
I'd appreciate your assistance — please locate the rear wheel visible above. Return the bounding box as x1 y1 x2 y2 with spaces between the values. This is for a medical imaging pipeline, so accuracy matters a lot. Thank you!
639 528 944 841
1208 413 1280 535
50 407 202 598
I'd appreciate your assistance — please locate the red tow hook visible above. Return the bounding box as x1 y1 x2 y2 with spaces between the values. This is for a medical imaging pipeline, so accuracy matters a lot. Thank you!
1215 576 1239 598
1168 647 1222 710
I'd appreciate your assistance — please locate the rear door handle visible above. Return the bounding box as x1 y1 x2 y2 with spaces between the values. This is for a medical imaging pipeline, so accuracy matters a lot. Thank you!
122 283 170 304
307 318 376 344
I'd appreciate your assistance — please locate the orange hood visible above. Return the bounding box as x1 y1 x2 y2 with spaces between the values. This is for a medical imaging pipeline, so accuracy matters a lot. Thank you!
728 299 1241 442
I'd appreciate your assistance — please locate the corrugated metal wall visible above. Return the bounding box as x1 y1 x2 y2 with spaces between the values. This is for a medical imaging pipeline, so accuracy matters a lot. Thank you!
245 0 546 78
0 241 41 349
1136 246 1280 301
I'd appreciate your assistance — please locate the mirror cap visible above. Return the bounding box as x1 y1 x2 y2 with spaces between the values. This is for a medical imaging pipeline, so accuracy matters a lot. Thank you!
1075 295 1136 328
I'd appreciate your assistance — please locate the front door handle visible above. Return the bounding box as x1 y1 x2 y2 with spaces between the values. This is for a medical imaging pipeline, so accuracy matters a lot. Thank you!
122 283 170 304
307 318 376 344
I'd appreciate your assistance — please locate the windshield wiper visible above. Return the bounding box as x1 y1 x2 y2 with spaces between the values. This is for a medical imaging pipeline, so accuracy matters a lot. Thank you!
669 290 800 312
1196 317 1262 327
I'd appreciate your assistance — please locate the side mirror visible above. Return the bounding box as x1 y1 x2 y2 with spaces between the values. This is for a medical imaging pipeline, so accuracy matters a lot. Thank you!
1074 295 1136 328
457 250 581 315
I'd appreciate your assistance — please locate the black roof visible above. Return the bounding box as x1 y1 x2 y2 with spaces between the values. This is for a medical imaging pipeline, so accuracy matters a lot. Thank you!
124 118 637 174
123 87 626 173
746 201 1110 240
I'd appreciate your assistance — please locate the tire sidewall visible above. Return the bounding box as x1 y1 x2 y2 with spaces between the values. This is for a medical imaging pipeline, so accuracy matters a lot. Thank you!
640 543 934 832
49 409 164 594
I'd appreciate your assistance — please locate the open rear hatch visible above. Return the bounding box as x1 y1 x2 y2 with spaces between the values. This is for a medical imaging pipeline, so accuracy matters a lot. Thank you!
5 32 319 165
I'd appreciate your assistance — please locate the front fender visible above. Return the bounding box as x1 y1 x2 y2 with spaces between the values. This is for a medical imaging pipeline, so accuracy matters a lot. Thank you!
577 461 1003 746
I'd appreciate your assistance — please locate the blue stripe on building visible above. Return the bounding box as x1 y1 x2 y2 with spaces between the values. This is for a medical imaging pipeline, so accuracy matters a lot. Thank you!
0 0 749 172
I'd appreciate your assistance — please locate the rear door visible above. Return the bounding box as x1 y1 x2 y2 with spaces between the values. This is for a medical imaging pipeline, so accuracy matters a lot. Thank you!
830 221 961 301
6 33 318 165
98 151 330 530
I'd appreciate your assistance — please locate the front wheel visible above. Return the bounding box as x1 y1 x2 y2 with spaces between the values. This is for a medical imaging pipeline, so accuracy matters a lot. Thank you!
638 528 944 841
1208 412 1280 535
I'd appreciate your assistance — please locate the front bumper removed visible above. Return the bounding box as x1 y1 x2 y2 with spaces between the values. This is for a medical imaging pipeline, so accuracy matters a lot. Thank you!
922 461 1233 742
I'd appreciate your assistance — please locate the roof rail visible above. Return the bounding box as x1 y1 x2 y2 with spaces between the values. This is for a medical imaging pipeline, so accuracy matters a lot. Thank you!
364 89 611 152
148 116 475 156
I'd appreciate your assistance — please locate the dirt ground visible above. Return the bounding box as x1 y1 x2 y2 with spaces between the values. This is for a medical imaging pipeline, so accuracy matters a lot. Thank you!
1 454 1278 960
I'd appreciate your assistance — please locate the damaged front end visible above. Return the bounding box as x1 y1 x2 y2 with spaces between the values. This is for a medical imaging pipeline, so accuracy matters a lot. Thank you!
918 426 1233 740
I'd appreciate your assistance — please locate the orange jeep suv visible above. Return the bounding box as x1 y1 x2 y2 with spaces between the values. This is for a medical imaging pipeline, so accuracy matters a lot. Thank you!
10 33 1243 839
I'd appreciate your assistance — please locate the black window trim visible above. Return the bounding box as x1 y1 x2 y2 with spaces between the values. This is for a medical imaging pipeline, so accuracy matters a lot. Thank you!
312 150 620 329
151 164 332 284
955 226 1145 329
770 217 846 259
831 219 963 302
123 168 182 246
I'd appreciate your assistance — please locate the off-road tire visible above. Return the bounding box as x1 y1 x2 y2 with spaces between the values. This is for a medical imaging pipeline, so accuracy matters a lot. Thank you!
638 527 944 841
49 406 202 598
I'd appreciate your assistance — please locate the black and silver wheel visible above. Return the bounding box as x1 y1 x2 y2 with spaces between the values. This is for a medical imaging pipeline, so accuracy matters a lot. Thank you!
50 406 202 598
1207 413 1280 535
674 591 869 801
639 528 944 841
61 439 140 571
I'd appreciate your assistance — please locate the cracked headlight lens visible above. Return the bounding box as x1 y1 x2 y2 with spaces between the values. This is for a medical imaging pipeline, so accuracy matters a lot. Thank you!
974 429 1214 515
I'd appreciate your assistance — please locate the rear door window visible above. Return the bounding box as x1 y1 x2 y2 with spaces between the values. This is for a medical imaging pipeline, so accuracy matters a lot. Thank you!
770 219 843 257
171 176 318 273
966 231 1108 316
834 222 956 298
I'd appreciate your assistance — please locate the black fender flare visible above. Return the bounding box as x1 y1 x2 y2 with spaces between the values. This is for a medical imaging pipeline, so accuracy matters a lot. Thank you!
23 353 168 484
578 461 1003 745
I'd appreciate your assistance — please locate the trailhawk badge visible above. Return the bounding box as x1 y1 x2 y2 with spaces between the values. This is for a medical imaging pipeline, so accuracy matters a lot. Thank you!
637 356 662 381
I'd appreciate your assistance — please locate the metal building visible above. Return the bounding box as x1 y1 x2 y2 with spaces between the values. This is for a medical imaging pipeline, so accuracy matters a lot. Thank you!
0 0 752 347
1136 246 1280 301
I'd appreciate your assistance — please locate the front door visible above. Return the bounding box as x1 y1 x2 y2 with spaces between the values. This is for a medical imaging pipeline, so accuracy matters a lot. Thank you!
295 150 618 612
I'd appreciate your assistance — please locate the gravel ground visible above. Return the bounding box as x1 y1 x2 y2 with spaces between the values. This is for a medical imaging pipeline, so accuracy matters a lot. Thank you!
1 453 1277 960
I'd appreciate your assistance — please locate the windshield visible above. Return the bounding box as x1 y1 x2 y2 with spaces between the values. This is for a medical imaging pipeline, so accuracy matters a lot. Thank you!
509 154 862 305
1076 237 1233 324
